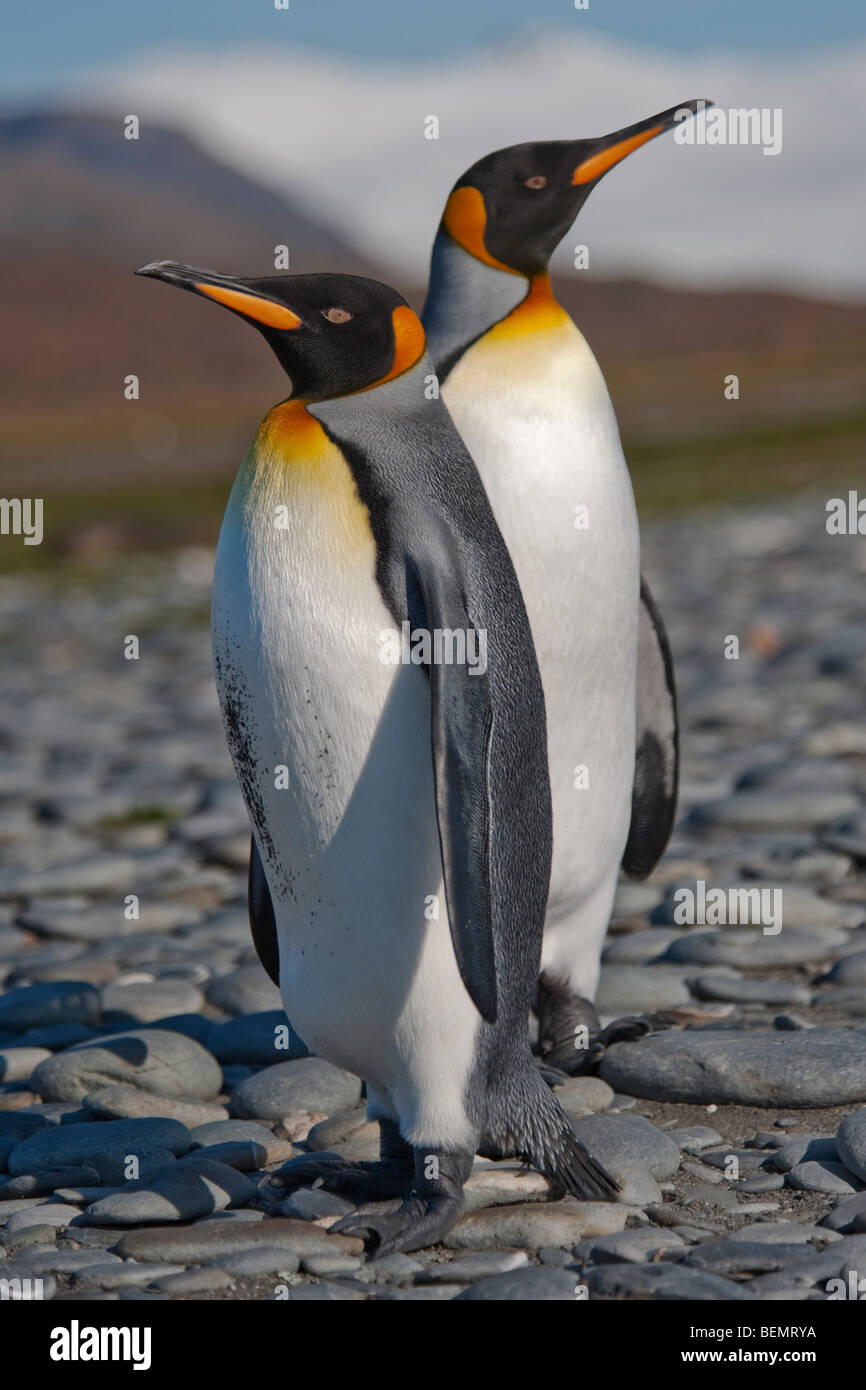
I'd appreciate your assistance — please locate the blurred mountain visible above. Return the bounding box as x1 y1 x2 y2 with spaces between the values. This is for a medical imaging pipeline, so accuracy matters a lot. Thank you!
0 110 383 416
1 108 864 553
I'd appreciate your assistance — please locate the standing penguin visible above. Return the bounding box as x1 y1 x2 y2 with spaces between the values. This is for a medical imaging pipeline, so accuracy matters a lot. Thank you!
136 262 616 1253
422 102 708 1073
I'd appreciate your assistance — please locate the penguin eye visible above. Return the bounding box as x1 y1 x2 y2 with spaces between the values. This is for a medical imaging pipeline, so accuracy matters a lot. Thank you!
523 175 547 190
323 307 353 324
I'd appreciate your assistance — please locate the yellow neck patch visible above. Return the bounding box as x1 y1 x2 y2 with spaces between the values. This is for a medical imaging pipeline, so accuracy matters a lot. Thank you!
442 185 520 275
485 272 569 342
365 305 427 391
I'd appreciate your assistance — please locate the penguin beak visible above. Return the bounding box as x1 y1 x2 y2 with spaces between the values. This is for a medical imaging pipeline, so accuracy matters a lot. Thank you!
135 261 302 331
571 98 712 185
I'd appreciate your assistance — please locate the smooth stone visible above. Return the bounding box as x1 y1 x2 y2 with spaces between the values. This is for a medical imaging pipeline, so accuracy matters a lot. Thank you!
787 1161 862 1195
689 976 812 1006
305 1108 369 1153
205 966 282 1016
7 1117 190 1175
210 1246 301 1276
230 1058 361 1122
602 930 686 965
683 1240 821 1276
824 952 866 987
0 854 140 897
194 1140 287 1172
77 1147 178 1188
586 1263 754 1300
116 1218 362 1262
736 1173 786 1193
6 1202 82 1232
17 1025 96 1050
665 1126 724 1151
771 1136 838 1171
463 1166 550 1211
300 1253 364 1277
284 1281 368 1301
0 1222 58 1252
73 1263 184 1288
0 1048 53 1082
0 1166 92 1198
152 1266 235 1292
823 1193 866 1233
699 1149 770 1175
416 1251 529 1283
691 792 858 831
456 1267 578 1300
147 1014 213 1043
594 966 690 1016
550 1077 614 1112
78 1158 255 1225
836 1109 866 1182
32 1028 223 1102
100 979 205 1025
82 1085 228 1127
729 1222 840 1245
11 1248 123 1274
281 1187 356 1221
0 982 101 1033
374 1285 461 1301
570 1113 681 1180
662 928 849 969
19 902 200 942
600 1029 866 1106
580 1228 685 1264
205 1012 308 1066
446 1201 625 1250
189 1119 276 1148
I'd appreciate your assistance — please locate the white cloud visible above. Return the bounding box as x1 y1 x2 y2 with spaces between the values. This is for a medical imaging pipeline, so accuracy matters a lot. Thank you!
81 33 866 296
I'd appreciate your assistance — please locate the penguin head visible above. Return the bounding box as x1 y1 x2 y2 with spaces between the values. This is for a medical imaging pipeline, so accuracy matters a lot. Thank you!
135 264 426 402
440 99 710 278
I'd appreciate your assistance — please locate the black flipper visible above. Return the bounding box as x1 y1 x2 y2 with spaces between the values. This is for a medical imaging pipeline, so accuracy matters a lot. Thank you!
407 520 498 1024
622 576 679 880
248 833 280 986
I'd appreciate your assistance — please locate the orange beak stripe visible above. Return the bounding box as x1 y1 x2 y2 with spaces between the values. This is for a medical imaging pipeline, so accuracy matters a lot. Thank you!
194 282 302 330
572 124 665 185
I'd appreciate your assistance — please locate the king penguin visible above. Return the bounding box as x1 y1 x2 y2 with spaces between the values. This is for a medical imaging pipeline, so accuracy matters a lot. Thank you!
135 261 617 1254
421 101 709 1074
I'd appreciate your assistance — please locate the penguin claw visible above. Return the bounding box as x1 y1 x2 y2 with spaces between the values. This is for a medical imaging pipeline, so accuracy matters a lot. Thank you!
535 972 679 1079
252 1152 410 1211
331 1193 462 1259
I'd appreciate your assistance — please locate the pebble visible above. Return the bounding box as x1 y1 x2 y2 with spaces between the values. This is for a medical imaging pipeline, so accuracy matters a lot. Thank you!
6 1117 191 1176
729 1222 840 1245
786 1161 862 1195
416 1251 529 1283
665 1126 723 1151
825 951 866 986
594 966 691 1015
6 1203 82 1233
578 1228 685 1264
301 1253 364 1277
114 1217 363 1262
205 1011 309 1066
822 1192 866 1233
189 1119 275 1148
586 1263 754 1300
212 1247 301 1276
82 1085 228 1127
205 966 282 1016
688 976 812 1006
771 1135 838 1171
0 982 101 1032
0 1047 53 1082
32 1027 223 1102
569 1112 682 1181
100 979 205 1024
691 792 859 831
836 1109 866 1182
456 1268 578 1300
230 1057 361 1122
445 1201 625 1251
73 1263 185 1288
78 1157 255 1225
662 928 849 969
600 1029 866 1106
152 1266 235 1293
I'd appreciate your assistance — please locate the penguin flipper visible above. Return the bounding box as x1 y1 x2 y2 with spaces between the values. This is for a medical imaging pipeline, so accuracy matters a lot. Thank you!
408 525 498 1026
248 834 280 986
622 577 679 880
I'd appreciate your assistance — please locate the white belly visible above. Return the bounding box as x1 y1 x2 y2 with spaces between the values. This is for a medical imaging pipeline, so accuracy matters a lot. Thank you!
211 419 479 1147
443 318 640 920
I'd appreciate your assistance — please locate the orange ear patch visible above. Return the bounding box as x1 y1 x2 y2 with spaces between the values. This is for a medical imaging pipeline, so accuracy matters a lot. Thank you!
442 186 520 275
572 124 665 185
195 282 302 330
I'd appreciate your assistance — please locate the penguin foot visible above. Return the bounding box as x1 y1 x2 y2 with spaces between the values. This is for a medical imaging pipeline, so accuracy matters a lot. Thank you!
253 1118 415 1211
330 1148 474 1258
535 971 675 1078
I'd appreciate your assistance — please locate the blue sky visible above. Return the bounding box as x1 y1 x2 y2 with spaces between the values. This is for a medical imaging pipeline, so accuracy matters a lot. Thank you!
3 0 865 95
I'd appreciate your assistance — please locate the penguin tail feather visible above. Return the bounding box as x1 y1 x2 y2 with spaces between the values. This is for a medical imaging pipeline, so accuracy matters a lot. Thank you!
501 1068 620 1203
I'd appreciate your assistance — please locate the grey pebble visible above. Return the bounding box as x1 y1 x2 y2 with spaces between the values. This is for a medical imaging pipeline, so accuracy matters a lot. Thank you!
230 1057 361 1122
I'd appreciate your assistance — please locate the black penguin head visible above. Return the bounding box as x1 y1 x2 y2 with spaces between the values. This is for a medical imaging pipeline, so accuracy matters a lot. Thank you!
134 263 426 402
441 99 711 278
